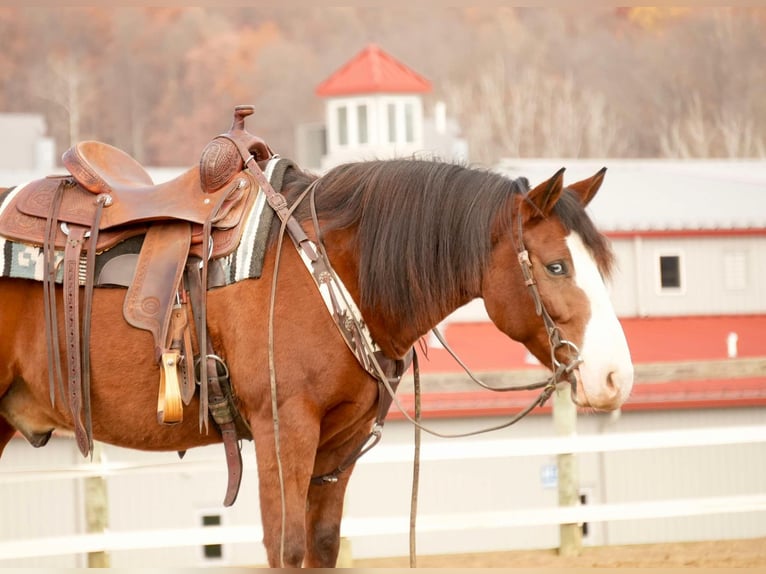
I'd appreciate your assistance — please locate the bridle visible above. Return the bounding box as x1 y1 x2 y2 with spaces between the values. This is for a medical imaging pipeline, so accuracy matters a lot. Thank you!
300 179 586 448
423 189 585 408
513 198 584 400
258 164 586 566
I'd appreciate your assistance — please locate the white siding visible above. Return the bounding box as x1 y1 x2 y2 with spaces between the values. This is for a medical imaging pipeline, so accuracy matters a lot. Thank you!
0 437 81 568
610 235 766 317
596 407 766 545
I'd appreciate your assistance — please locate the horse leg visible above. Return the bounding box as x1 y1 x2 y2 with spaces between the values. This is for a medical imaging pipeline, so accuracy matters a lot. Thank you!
303 468 354 567
0 415 16 457
250 403 321 568
303 422 376 568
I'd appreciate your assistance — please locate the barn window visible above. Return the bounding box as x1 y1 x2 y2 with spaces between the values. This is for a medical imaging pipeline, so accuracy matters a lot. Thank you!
723 252 747 290
200 512 224 561
658 254 682 290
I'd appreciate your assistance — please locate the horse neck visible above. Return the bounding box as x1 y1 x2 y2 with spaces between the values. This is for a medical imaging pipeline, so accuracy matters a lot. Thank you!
322 227 476 360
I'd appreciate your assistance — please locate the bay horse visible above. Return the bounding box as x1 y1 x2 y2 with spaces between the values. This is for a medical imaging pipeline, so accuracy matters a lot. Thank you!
0 157 633 567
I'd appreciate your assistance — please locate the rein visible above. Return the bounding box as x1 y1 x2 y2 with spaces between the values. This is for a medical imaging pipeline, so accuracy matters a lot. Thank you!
513 204 583 394
245 159 584 565
299 182 584 443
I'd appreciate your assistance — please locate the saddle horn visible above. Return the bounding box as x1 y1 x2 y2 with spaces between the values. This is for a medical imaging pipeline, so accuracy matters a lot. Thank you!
199 105 275 193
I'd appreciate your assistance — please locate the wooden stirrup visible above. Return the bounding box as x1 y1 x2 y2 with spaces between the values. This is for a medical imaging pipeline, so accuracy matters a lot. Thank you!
158 350 184 424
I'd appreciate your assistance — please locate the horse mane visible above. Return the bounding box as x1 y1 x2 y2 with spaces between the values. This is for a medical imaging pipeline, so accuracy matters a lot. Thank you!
280 159 527 324
278 159 614 325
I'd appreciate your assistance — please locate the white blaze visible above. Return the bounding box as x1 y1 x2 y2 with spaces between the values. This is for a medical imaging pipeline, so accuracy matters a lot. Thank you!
567 232 634 408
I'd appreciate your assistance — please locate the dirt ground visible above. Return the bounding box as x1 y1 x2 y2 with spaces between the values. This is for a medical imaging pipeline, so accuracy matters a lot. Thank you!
352 537 766 568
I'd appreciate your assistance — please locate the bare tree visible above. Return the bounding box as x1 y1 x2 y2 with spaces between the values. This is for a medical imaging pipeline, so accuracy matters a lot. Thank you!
446 57 627 163
1 7 764 163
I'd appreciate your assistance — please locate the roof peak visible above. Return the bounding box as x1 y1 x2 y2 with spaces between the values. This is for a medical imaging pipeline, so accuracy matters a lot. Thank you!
316 44 431 97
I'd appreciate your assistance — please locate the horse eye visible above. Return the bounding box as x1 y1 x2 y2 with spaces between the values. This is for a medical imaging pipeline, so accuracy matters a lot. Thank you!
546 261 568 276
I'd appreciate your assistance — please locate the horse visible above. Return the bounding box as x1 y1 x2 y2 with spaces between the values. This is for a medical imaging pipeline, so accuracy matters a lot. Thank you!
0 157 633 567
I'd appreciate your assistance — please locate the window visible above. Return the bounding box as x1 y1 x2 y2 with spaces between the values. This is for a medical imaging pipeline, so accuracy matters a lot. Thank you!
404 102 415 143
337 106 348 146
357 104 368 144
387 102 397 143
723 252 747 290
201 513 223 560
659 254 681 289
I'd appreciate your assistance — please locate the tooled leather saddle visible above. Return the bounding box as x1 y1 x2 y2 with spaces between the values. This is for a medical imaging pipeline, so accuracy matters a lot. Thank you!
0 105 276 506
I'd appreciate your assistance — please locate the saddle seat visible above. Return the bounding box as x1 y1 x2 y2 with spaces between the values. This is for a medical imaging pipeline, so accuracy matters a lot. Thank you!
0 152 254 258
60 140 250 232
62 140 155 195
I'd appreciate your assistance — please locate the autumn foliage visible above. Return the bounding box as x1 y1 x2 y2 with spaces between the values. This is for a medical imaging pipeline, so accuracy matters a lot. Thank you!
0 7 763 165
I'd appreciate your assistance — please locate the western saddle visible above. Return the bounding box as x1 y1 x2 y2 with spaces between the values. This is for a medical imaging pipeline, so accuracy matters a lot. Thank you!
0 105 282 506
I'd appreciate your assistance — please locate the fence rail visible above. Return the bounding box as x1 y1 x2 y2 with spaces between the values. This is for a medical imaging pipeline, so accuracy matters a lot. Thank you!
1 423 764 561
2 423 765 482
1 493 765 561
398 356 766 392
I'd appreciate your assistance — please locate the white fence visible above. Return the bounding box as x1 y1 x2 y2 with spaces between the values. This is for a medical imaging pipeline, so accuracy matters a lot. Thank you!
1 423 765 562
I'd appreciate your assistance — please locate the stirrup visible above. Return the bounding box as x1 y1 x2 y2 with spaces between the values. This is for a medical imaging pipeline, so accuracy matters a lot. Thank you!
158 350 184 424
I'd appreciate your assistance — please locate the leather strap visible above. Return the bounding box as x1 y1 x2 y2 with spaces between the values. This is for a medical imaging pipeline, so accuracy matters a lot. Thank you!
195 184 243 432
310 351 411 485
80 194 109 454
169 302 196 405
186 259 244 506
63 224 90 457
43 181 66 408
207 356 243 507
216 127 318 263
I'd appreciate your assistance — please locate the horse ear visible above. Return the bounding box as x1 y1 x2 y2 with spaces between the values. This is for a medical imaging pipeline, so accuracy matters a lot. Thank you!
568 167 607 206
524 167 565 218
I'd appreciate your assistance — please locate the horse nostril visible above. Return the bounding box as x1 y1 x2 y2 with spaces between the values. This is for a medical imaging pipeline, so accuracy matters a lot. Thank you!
606 371 618 392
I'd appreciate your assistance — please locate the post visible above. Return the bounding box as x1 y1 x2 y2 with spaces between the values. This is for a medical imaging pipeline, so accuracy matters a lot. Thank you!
85 441 110 568
335 489 353 567
336 537 353 567
553 387 581 556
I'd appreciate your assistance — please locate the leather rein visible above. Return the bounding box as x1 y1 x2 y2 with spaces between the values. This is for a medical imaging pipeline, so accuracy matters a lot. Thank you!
298 181 584 448
246 161 584 566
233 155 585 485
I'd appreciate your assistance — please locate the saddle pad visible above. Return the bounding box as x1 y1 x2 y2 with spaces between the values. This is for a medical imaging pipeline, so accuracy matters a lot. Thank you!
216 156 290 284
0 157 294 286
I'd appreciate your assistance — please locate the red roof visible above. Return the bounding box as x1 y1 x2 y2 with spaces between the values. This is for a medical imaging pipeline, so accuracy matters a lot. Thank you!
316 43 432 97
391 315 766 419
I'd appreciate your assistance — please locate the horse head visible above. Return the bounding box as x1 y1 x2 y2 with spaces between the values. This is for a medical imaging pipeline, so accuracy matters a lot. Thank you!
482 168 633 411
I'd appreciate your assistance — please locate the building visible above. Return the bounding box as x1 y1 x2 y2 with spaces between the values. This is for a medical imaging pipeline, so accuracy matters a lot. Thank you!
297 44 467 171
0 113 55 173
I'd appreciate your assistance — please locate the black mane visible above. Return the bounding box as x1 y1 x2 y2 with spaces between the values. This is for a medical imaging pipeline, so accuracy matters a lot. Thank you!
280 159 526 323
278 159 613 323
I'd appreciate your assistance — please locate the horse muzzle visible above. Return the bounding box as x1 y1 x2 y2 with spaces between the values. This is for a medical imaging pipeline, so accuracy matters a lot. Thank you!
571 363 634 411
